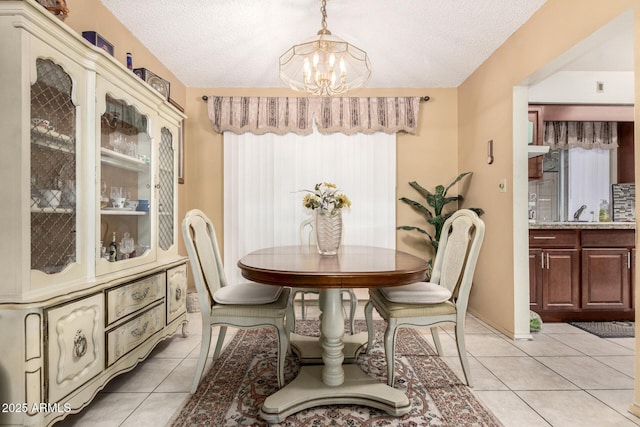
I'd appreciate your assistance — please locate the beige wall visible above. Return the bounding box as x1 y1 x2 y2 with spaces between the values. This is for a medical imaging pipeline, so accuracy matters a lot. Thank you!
63 0 640 411
182 88 459 262
457 0 638 340
64 0 186 107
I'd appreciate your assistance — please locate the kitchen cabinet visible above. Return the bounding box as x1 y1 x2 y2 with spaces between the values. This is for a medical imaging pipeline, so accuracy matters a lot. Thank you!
0 2 187 425
529 227 635 322
581 230 634 310
529 230 580 314
527 107 544 180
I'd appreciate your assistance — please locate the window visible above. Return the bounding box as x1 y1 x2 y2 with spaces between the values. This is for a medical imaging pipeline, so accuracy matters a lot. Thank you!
223 130 396 284
529 148 613 222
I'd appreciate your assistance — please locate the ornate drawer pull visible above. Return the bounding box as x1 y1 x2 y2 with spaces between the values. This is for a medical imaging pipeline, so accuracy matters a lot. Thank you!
131 322 149 338
175 287 183 301
131 287 150 302
73 329 88 358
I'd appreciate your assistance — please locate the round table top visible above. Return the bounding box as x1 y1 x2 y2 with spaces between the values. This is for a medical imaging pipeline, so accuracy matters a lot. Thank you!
237 245 429 288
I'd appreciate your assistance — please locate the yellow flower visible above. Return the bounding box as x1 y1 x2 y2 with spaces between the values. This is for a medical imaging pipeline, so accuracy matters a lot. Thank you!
302 194 320 209
337 194 351 209
302 182 350 214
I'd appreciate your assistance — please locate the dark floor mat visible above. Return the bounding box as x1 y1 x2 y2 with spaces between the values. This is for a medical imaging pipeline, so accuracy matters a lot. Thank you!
567 321 634 338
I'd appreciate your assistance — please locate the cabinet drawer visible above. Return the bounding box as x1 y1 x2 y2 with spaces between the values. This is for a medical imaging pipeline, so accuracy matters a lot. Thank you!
106 273 165 324
47 293 105 403
106 303 165 366
167 264 187 324
581 229 635 248
529 230 579 248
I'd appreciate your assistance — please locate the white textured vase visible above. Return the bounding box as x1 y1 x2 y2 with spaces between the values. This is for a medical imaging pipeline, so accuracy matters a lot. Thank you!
315 209 342 255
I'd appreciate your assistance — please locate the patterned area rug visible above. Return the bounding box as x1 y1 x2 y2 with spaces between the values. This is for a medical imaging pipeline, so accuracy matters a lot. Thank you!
170 320 502 426
568 321 635 338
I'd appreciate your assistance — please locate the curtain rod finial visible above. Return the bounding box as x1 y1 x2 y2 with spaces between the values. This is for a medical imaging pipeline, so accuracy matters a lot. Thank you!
421 96 430 102
202 95 209 101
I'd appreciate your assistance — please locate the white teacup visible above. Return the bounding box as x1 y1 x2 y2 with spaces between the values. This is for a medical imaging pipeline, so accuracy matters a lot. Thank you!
39 189 62 208
32 118 55 131
125 200 139 210
112 197 126 209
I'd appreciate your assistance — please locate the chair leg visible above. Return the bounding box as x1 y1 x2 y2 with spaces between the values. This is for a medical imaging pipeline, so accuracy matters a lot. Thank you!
454 323 473 387
276 321 288 388
347 290 357 334
191 322 213 393
431 327 443 356
300 292 306 320
384 322 398 387
212 326 227 359
364 300 374 354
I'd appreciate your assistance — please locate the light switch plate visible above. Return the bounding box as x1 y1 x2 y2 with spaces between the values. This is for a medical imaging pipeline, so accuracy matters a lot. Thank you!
499 178 507 193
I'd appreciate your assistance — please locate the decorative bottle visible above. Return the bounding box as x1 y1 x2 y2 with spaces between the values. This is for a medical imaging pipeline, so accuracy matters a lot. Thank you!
599 199 611 222
109 232 118 262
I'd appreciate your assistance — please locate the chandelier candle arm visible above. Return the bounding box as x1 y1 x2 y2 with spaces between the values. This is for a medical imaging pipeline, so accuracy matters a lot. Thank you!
279 0 371 96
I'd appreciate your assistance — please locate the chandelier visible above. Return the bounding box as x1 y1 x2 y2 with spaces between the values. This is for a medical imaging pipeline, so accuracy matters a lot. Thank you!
279 0 371 96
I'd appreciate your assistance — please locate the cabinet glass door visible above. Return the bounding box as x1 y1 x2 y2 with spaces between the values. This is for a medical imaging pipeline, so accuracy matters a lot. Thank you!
30 58 77 275
99 94 152 266
158 127 175 252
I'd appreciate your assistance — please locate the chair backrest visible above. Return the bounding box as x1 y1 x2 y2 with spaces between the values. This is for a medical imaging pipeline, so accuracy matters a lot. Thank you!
429 209 485 309
182 209 228 315
300 216 316 246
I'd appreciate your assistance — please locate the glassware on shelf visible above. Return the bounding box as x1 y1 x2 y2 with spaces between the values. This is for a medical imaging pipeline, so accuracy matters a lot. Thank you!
110 186 122 208
100 180 109 208
120 232 135 260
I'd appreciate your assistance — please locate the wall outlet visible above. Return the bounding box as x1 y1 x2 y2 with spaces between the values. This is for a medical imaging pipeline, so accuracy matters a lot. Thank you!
499 178 507 193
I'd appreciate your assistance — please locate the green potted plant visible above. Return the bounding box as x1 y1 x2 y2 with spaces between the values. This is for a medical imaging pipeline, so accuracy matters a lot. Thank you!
397 172 484 270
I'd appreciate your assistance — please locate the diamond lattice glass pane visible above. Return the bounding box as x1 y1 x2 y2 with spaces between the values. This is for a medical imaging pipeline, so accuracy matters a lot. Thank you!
158 127 174 250
30 59 77 273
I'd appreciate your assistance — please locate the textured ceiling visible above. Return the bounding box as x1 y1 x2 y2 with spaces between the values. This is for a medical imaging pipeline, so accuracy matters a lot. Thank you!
99 0 629 90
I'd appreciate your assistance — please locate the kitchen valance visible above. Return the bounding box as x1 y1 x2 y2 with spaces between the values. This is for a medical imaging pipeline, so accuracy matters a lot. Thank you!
207 96 421 135
543 121 618 150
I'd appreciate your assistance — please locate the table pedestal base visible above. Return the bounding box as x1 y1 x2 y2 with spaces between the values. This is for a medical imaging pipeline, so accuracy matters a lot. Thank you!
260 365 410 423
290 332 368 364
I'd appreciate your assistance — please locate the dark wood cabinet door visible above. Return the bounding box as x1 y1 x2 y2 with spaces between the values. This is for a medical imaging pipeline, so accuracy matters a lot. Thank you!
542 249 580 310
529 248 543 310
581 248 631 309
527 108 543 180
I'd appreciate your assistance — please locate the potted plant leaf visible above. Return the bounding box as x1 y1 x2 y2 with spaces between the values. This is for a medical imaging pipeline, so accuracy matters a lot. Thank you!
397 172 484 271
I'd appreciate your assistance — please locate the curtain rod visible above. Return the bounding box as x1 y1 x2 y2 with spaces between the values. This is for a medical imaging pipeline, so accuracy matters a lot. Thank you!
201 95 430 102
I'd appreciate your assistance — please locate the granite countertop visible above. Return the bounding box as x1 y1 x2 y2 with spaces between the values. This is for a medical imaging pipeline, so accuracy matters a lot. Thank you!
529 221 635 230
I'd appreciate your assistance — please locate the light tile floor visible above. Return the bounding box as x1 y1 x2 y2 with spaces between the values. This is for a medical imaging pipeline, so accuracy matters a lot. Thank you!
58 301 639 427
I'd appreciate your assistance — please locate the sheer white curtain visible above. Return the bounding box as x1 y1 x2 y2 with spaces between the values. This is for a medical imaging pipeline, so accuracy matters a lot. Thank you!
223 130 396 284
567 148 611 220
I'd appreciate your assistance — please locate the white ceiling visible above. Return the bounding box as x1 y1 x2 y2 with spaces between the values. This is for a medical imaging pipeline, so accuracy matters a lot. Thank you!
99 0 633 90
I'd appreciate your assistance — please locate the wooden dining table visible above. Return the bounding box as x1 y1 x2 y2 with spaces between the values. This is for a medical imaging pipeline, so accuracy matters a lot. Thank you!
238 245 429 423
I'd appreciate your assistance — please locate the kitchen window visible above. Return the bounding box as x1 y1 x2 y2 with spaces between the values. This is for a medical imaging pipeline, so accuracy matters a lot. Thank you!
529 147 614 222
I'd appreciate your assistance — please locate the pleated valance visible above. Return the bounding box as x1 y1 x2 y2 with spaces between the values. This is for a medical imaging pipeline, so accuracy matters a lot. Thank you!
207 96 421 135
543 121 618 150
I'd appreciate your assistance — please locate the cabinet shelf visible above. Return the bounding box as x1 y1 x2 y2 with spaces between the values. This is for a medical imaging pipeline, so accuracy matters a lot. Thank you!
31 206 75 214
101 209 147 216
32 131 75 154
101 148 149 172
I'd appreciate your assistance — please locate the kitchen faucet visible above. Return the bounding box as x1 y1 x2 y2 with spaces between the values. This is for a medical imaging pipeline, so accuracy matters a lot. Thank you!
573 204 587 221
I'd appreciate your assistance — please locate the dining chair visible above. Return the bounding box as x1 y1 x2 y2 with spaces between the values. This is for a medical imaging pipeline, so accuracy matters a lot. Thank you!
182 209 291 392
364 209 485 387
289 217 358 334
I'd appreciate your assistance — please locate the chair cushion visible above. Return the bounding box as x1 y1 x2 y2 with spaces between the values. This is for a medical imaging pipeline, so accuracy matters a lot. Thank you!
369 288 456 319
213 282 283 304
380 282 452 304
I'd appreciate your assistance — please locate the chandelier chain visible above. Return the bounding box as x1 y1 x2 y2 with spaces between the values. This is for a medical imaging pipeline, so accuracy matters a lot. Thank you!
320 0 328 34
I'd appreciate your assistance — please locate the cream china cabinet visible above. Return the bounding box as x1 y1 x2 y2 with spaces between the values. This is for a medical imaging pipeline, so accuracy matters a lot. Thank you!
0 1 187 426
